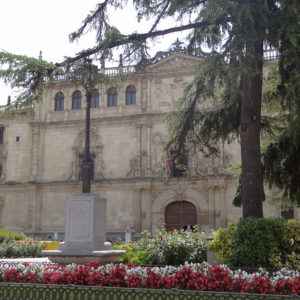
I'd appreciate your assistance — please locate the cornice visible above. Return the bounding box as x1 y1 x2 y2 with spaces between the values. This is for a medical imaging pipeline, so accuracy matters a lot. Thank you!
0 174 234 190
30 111 167 128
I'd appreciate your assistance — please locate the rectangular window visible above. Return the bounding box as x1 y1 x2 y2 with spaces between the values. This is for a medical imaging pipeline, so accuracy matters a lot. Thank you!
0 127 4 144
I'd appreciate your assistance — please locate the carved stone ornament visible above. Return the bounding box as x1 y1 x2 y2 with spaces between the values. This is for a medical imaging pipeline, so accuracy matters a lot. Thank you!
127 151 148 178
188 145 229 177
150 133 168 178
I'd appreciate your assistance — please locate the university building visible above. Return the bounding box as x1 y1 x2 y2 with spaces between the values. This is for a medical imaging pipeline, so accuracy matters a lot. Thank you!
0 51 296 239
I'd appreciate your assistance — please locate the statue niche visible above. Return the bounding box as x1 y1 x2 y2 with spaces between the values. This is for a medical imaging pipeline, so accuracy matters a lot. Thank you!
69 128 105 181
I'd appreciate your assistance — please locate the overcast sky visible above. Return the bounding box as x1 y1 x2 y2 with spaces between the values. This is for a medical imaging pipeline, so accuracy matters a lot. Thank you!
0 0 180 105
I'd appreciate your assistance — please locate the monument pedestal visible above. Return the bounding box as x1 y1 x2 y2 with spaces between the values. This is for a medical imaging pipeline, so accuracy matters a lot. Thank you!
42 193 124 264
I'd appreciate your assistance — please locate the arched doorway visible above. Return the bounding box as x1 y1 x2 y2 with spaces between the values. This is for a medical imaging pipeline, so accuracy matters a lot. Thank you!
165 201 197 230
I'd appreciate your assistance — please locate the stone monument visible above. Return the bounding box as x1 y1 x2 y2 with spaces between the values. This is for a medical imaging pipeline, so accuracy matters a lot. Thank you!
42 193 124 264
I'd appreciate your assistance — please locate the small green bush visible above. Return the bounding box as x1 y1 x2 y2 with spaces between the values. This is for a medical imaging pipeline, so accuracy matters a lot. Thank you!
209 224 236 263
0 240 42 258
0 229 27 243
114 229 208 266
230 218 287 269
286 219 300 252
284 219 300 270
113 242 150 265
208 218 300 270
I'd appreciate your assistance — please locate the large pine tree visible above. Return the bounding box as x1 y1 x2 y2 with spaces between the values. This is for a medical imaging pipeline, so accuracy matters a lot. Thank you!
0 0 299 218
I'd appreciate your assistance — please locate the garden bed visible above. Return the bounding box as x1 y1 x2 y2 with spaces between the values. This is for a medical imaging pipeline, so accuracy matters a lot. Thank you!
0 262 300 297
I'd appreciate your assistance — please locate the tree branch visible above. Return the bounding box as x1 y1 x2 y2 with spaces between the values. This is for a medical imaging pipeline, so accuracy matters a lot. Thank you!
58 20 209 66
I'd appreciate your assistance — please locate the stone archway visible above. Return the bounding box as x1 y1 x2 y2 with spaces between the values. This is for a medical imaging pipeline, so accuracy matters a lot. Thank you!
165 201 197 230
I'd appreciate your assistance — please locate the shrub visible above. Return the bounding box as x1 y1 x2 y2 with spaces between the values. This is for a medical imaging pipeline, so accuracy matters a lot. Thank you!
0 228 27 243
113 242 150 265
209 218 300 270
0 240 42 258
285 219 300 270
209 224 236 263
115 229 208 266
230 218 287 269
286 219 300 253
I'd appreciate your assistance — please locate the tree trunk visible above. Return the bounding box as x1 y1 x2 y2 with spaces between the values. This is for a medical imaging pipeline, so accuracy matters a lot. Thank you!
240 40 264 218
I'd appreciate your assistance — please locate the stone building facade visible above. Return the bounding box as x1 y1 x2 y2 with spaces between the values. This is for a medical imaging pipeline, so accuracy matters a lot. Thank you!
0 53 296 239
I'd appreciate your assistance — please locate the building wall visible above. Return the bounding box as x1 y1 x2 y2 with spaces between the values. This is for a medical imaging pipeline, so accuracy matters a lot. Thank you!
0 53 295 239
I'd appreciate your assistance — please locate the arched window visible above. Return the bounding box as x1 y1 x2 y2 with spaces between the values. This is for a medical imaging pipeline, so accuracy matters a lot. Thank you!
126 85 136 105
107 87 118 107
72 90 82 110
165 201 197 231
91 89 100 108
54 92 64 111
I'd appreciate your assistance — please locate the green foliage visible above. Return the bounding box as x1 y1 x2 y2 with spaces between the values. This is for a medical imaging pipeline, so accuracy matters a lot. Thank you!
114 229 208 266
0 229 27 243
230 218 287 269
262 1 300 204
209 224 236 263
113 242 151 265
0 240 42 258
0 51 55 106
209 219 300 270
285 219 300 270
263 125 300 204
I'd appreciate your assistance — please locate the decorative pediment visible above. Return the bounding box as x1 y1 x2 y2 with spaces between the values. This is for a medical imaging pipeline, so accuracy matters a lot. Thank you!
145 53 201 73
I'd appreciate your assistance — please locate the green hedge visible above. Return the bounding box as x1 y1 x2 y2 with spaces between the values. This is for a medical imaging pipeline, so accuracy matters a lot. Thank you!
0 283 296 300
210 218 300 270
230 218 286 269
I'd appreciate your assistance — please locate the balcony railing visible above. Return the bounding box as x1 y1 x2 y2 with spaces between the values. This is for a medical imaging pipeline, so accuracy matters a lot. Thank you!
50 65 137 82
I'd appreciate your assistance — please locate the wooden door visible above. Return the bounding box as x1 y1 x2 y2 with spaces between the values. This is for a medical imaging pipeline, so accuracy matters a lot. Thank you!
165 201 197 230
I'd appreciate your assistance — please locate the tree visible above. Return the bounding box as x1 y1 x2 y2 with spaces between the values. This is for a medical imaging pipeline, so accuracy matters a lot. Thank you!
0 0 299 218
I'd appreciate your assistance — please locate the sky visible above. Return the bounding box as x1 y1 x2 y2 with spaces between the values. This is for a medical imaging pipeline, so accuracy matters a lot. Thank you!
0 0 181 105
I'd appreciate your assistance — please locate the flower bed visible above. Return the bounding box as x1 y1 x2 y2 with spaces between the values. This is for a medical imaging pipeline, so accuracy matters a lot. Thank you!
1 262 300 296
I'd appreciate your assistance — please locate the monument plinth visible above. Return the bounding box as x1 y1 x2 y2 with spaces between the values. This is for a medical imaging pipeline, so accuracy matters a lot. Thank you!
42 193 124 264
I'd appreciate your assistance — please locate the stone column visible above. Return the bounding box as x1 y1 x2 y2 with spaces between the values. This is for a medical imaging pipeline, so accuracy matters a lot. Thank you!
31 125 41 181
136 124 143 177
208 186 216 229
146 125 152 176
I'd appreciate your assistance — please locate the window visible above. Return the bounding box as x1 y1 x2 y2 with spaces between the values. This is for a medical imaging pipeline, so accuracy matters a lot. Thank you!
107 87 118 107
0 127 4 145
91 89 100 108
72 90 82 110
54 92 64 111
126 85 136 105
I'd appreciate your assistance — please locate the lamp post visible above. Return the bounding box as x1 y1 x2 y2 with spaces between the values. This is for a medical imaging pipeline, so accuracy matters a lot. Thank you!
80 58 97 193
